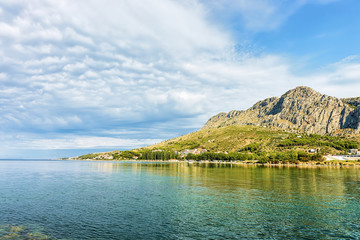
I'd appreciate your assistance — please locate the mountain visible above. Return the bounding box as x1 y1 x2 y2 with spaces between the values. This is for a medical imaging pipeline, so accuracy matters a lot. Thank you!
202 86 360 135
145 86 359 156
75 86 360 161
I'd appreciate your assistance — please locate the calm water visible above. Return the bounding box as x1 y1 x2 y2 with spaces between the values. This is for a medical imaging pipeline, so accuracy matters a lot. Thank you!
0 160 359 239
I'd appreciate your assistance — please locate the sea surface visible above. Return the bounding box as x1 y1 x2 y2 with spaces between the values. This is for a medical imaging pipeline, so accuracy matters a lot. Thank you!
0 160 359 239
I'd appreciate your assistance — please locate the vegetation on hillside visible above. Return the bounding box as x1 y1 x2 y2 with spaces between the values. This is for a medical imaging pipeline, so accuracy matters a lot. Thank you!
184 151 323 163
76 125 359 163
148 125 359 154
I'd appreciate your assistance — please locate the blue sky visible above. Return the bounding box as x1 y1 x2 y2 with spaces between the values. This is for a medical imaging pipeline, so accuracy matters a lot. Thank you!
0 0 359 159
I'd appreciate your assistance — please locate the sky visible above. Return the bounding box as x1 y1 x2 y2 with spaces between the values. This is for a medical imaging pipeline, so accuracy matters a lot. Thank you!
0 0 359 159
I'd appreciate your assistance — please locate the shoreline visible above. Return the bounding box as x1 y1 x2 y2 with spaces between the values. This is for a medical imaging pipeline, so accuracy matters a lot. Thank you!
64 158 360 168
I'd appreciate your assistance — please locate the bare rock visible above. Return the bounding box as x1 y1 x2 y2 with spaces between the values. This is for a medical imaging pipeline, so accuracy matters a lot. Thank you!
202 86 360 135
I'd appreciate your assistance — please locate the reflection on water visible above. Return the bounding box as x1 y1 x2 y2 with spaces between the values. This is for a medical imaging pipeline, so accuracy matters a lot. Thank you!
93 161 359 197
0 160 359 239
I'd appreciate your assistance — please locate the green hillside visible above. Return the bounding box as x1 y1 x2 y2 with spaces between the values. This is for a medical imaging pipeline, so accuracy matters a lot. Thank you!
75 125 359 163
148 125 359 154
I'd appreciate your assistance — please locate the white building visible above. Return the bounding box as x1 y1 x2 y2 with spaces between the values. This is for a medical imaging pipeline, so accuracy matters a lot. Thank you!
349 149 359 155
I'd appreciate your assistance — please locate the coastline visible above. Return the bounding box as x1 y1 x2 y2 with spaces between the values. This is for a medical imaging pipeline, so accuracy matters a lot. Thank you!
64 158 360 168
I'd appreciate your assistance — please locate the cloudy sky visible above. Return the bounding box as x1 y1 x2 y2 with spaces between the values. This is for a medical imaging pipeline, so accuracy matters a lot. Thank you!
0 0 359 158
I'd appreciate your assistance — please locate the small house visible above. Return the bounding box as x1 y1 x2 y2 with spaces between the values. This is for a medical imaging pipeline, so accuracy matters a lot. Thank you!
349 149 359 155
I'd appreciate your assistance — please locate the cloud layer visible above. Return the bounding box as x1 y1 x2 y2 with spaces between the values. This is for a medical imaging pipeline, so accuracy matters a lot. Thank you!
0 0 359 158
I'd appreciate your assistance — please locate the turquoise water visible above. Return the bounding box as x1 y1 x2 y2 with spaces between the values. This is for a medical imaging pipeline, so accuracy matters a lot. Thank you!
0 160 359 239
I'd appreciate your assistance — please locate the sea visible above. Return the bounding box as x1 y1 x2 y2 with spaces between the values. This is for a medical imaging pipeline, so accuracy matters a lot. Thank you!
0 160 359 239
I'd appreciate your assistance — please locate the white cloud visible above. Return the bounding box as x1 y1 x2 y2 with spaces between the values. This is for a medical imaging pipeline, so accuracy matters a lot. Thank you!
20 136 162 150
67 45 88 54
0 132 162 154
64 27 94 46
306 55 360 98
0 22 20 37
63 62 87 73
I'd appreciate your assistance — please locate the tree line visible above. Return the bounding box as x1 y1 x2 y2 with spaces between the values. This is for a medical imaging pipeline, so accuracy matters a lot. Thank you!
115 149 324 163
278 135 358 150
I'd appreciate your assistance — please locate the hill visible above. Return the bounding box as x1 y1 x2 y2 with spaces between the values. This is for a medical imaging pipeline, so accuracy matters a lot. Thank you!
148 124 358 155
75 124 359 162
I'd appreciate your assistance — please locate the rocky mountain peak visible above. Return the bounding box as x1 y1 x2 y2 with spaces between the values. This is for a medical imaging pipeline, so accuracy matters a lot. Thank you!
202 86 360 135
282 86 320 99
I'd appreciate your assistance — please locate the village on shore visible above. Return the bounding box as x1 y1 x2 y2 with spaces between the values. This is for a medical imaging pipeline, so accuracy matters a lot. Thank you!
67 147 360 167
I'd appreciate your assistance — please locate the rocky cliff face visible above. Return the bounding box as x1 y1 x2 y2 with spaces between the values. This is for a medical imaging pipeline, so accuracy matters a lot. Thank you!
342 97 360 108
202 86 360 135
